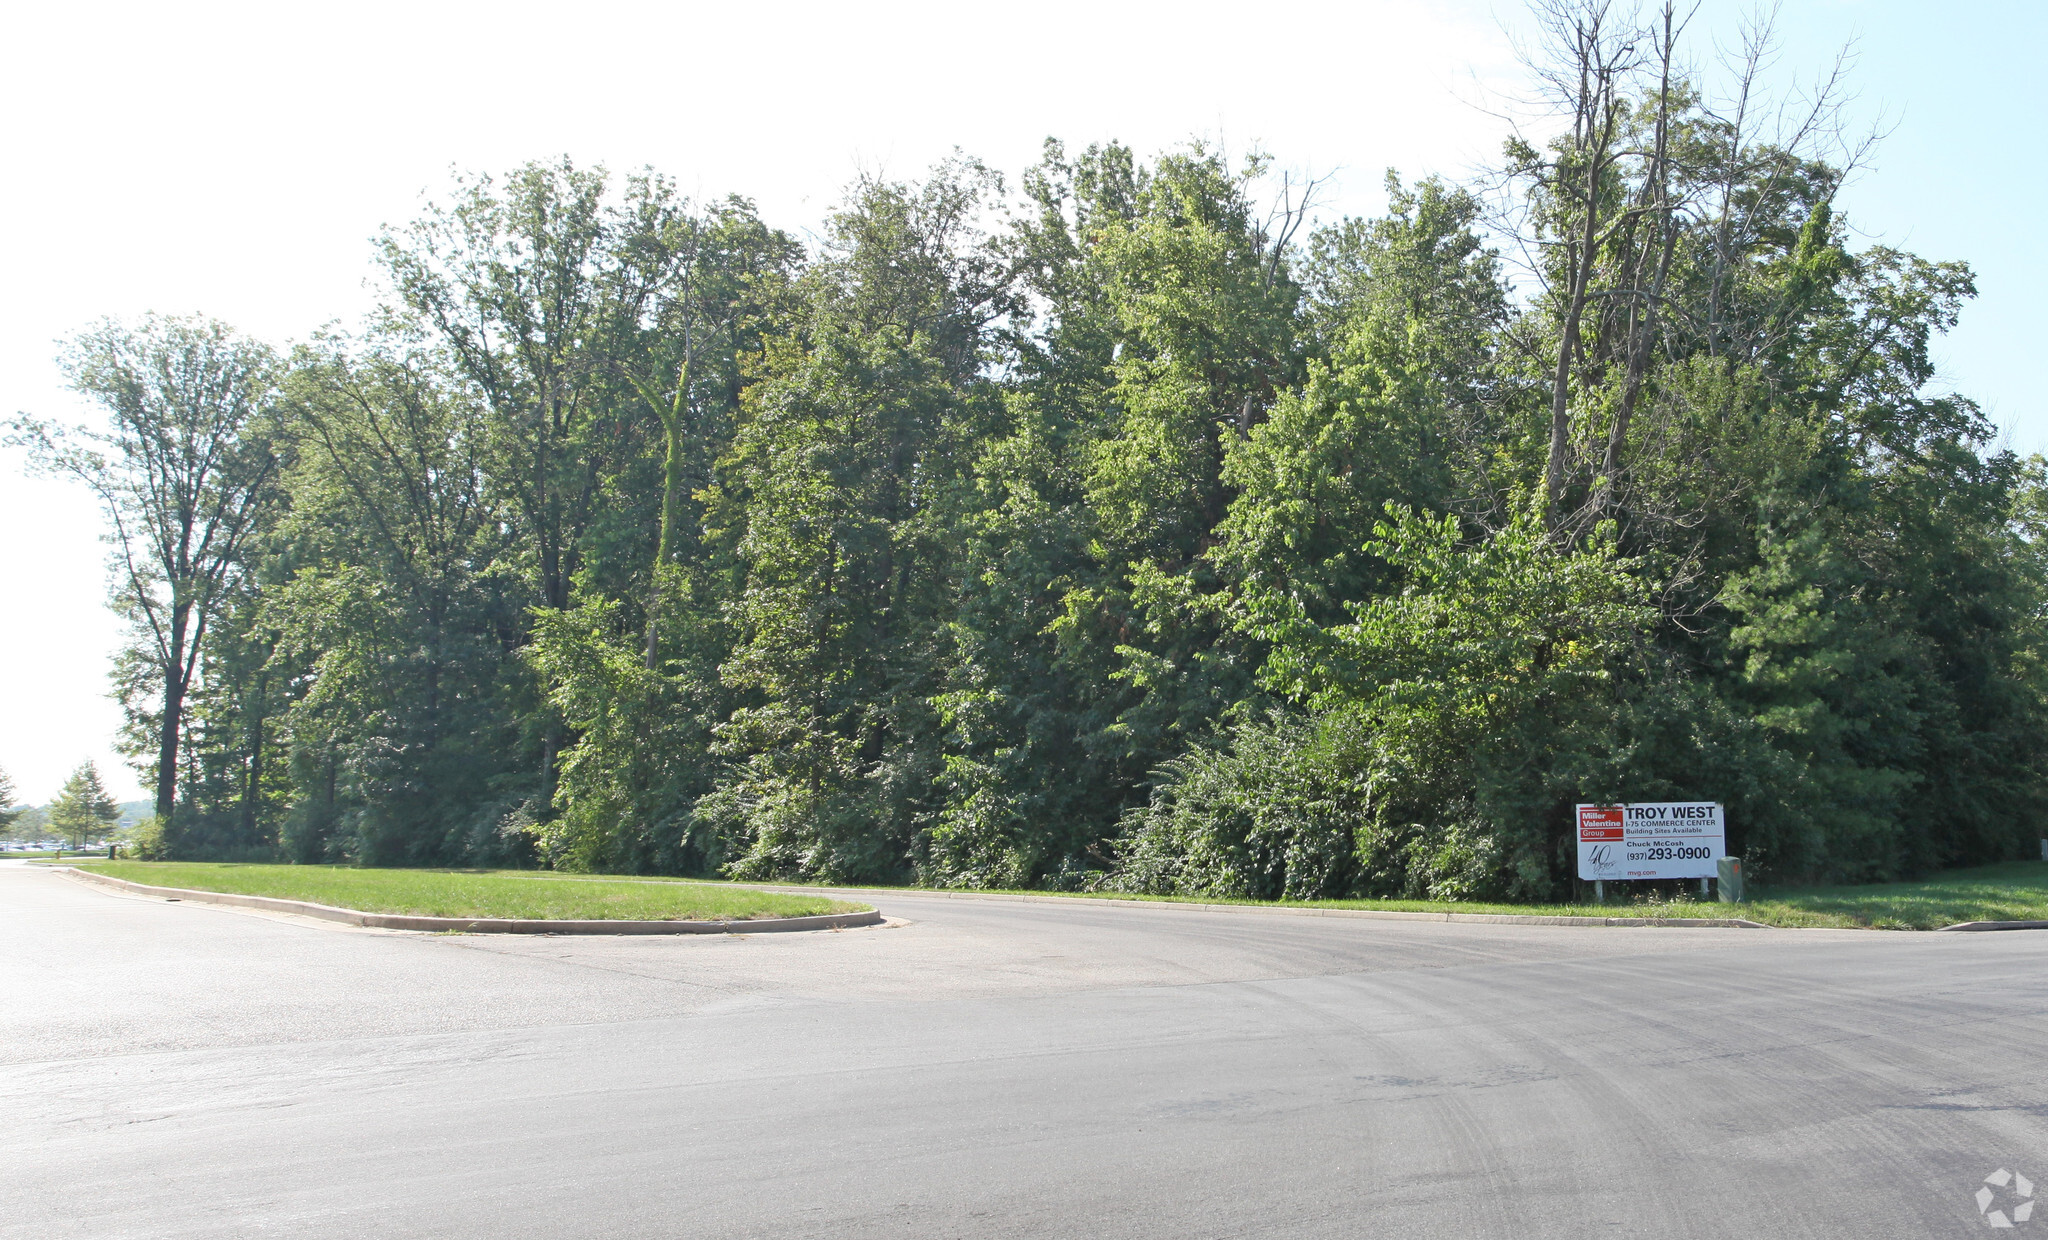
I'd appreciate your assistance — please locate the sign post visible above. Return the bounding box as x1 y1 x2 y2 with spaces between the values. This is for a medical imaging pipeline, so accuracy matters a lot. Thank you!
1577 802 1727 895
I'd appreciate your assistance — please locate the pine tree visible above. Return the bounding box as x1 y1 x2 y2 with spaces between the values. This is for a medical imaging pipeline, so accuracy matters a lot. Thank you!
48 761 119 849
0 763 22 832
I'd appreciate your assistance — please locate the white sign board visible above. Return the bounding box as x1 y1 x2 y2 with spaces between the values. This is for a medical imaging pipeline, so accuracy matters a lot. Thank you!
1576 802 1726 881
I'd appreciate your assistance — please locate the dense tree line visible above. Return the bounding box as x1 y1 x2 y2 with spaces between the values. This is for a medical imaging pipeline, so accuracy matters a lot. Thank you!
20 4 2048 897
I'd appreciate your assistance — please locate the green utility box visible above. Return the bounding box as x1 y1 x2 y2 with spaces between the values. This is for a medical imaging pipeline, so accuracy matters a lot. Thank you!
1716 856 1744 903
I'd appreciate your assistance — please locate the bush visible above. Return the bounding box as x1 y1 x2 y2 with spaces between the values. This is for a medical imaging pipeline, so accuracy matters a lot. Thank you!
125 814 170 860
1107 711 1367 901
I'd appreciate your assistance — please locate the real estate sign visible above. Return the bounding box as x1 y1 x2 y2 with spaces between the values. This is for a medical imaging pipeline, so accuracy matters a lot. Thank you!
1576 802 1725 881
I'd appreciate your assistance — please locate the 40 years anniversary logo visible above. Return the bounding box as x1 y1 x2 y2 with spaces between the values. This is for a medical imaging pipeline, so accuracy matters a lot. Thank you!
1978 1169 2035 1228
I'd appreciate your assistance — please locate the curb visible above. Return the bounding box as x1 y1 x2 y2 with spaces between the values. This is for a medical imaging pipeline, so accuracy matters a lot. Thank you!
1937 920 2048 932
753 885 1771 930
56 868 882 935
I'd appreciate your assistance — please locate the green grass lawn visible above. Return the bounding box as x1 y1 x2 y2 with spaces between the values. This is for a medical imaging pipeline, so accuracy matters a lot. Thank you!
599 860 2048 930
60 857 2048 931
1036 861 2048 929
1076 861 2048 929
1733 860 2048 930
66 861 868 922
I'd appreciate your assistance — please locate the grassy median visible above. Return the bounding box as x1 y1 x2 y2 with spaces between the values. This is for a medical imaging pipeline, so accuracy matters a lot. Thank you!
66 861 867 922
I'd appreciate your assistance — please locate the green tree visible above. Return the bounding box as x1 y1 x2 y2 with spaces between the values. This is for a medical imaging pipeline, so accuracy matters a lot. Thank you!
1219 175 1504 633
376 160 679 795
0 764 22 833
41 21 2039 896
48 761 119 849
704 163 1011 882
9 316 280 839
256 332 532 864
529 197 801 874
920 143 1311 887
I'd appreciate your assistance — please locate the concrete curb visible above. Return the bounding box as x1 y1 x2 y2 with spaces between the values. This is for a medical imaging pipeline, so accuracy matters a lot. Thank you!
753 884 1772 929
56 868 882 935
1937 920 2048 932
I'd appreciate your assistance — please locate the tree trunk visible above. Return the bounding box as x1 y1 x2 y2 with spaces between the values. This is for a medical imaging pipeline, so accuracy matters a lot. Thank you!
240 667 267 846
155 611 192 833
1595 3 1680 521
1544 189 1601 530
155 679 185 830
645 361 690 671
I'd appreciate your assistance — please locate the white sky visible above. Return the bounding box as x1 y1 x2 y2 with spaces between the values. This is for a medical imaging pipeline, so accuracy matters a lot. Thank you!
2 0 2041 803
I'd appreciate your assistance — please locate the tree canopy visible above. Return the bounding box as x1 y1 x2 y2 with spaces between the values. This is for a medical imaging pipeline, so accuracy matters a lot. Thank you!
47 761 119 848
0 764 22 833
22 4 2048 898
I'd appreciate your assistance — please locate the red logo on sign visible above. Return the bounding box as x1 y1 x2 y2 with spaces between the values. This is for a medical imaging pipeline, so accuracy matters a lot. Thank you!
1578 806 1623 841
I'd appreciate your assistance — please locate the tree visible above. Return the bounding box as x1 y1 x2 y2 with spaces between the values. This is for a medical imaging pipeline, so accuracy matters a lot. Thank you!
618 197 802 670
375 160 654 796
33 16 2037 893
9 316 280 837
707 163 1011 882
529 197 801 874
14 806 52 844
918 142 1310 888
0 763 22 833
48 761 120 848
259 333 530 865
1501 1 1860 535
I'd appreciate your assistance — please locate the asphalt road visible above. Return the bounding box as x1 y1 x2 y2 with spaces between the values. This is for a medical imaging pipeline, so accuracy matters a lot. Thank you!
2 864 2043 1239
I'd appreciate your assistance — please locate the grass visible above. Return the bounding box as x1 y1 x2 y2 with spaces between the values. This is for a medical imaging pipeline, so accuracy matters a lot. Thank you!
1044 861 2048 929
57 857 2048 931
65 861 868 922
1732 860 2048 930
573 859 2048 931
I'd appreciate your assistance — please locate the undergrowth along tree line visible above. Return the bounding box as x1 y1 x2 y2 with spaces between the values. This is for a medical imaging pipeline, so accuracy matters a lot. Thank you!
14 1 2046 900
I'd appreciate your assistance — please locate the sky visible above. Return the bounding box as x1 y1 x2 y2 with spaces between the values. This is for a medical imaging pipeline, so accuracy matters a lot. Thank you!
1 0 2041 805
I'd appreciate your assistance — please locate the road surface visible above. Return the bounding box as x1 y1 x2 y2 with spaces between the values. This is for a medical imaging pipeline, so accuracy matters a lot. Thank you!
2 862 2042 1238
